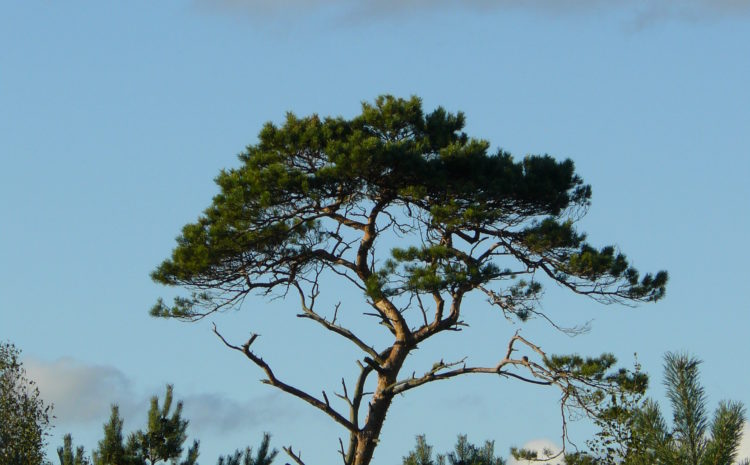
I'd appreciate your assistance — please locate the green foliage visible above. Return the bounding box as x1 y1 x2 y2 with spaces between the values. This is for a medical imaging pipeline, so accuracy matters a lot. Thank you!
132 384 193 464
641 353 747 465
0 341 52 465
445 435 504 465
402 435 439 465
514 357 648 465
92 405 126 465
569 352 747 465
216 433 278 465
402 435 504 465
87 385 199 465
58 434 90 465
152 94 666 321
510 446 563 464
63 386 280 465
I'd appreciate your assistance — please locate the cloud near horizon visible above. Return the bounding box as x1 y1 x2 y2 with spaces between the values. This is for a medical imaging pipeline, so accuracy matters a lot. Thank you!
507 438 562 465
738 422 750 463
506 427 750 465
193 0 750 23
23 356 284 433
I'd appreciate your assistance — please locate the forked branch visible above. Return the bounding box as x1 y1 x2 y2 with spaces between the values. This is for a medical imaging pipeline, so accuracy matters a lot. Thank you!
390 332 563 395
212 324 356 432
294 291 380 361
283 445 306 465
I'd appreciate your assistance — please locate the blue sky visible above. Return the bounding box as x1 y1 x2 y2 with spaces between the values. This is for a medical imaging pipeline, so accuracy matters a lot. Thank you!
2 1 750 464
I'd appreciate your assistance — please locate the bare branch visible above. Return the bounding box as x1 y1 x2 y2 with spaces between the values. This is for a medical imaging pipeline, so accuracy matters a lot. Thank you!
363 357 387 375
322 207 367 231
338 438 347 465
332 302 340 325
390 331 559 396
292 283 381 361
335 378 352 406
283 446 306 465
345 362 375 463
213 324 356 432
297 309 380 361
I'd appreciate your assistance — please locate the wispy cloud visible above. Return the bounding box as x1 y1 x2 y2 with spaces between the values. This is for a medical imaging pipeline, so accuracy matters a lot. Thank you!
24 357 285 433
24 357 137 424
192 0 750 23
181 392 286 434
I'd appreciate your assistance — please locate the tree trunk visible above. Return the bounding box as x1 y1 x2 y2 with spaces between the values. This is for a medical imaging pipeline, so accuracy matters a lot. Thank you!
351 341 411 465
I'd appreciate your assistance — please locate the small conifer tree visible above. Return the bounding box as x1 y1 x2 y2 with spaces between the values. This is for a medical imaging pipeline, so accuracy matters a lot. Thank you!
217 433 278 465
92 405 126 465
402 435 505 465
58 434 89 465
89 385 199 465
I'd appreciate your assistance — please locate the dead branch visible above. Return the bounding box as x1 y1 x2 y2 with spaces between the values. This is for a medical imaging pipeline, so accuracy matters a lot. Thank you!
283 446 306 465
213 324 356 433
293 283 381 361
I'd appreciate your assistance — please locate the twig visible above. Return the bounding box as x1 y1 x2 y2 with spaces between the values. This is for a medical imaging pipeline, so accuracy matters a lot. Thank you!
213 324 356 433
283 446 306 465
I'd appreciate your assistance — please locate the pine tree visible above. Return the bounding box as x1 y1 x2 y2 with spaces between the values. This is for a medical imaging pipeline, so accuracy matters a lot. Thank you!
58 434 90 465
128 385 199 465
402 435 504 465
445 435 504 465
402 435 437 465
631 353 747 465
89 385 199 465
568 352 748 465
217 433 278 465
152 95 668 465
92 405 127 465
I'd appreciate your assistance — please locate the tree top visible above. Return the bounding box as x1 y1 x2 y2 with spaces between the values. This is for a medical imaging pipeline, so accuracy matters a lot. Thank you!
151 95 666 321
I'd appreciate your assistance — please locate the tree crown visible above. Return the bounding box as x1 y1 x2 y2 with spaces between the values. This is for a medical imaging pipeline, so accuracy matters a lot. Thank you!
152 95 666 323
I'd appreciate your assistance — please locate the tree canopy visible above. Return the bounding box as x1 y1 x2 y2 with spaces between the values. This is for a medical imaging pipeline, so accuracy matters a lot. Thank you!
152 95 668 465
0 341 52 465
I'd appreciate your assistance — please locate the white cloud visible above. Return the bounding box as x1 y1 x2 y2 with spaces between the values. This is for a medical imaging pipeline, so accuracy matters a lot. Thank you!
737 422 750 465
507 438 564 465
23 356 285 433
24 357 136 424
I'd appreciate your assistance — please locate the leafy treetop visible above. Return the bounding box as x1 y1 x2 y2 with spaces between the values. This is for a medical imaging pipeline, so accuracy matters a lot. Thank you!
0 341 52 465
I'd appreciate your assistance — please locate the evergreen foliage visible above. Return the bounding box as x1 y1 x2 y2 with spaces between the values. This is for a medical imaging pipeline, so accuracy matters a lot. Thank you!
567 353 748 465
0 341 52 465
402 435 504 465
92 406 126 465
402 435 437 465
152 95 668 465
61 386 279 465
86 385 199 465
129 384 196 464
444 435 504 465
58 434 90 465
216 433 278 465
